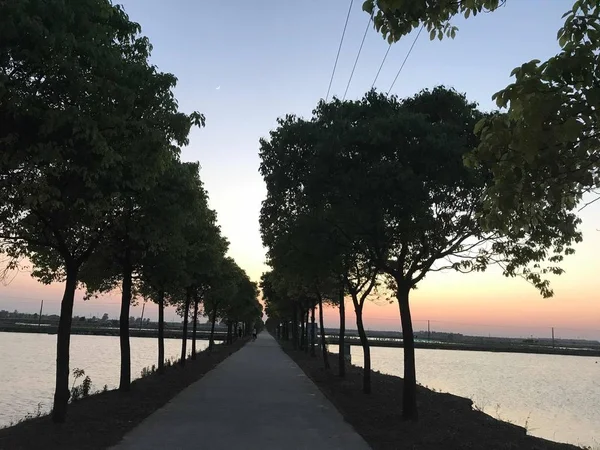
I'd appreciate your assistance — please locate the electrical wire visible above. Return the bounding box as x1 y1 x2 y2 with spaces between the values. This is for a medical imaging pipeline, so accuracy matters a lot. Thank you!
325 0 354 102
343 11 374 100
371 43 391 89
387 24 424 94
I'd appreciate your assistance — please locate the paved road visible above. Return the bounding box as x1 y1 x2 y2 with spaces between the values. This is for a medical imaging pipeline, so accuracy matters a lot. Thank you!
111 332 370 450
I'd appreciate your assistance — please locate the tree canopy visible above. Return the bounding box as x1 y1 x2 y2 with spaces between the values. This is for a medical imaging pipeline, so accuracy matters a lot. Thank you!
258 86 578 420
0 0 256 423
365 0 597 244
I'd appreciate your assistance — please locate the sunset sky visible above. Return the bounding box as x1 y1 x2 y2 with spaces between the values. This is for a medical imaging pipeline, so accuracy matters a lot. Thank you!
1 0 598 340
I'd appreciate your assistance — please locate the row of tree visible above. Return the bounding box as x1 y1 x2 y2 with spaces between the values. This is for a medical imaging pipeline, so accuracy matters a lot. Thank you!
259 0 598 421
0 0 262 424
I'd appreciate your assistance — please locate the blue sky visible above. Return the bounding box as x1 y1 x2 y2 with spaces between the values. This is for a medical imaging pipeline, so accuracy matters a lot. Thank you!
3 0 598 338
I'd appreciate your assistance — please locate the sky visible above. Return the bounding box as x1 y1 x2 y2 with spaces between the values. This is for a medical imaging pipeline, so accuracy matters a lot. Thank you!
1 0 598 340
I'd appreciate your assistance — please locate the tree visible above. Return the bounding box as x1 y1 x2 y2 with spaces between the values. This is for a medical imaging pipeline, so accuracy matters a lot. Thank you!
137 160 201 373
343 252 378 393
178 198 226 366
180 189 227 360
259 86 577 421
265 216 341 369
0 0 203 423
365 0 595 249
260 269 299 344
222 273 261 343
203 257 240 351
260 119 352 371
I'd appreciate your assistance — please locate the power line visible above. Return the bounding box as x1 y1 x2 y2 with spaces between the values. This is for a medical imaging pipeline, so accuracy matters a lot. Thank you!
325 0 354 102
343 11 374 101
371 43 391 89
388 24 424 94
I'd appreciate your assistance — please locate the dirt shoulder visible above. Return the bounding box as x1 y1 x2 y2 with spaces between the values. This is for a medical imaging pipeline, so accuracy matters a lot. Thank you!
0 338 249 450
283 343 582 450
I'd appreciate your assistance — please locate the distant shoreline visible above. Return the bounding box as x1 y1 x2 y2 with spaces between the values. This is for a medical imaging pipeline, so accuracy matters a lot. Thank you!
2 325 599 357
326 335 600 357
0 324 227 341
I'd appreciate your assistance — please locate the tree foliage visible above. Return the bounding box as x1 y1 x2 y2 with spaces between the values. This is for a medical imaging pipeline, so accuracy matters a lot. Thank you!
362 0 507 43
0 0 253 424
365 0 597 244
259 86 577 420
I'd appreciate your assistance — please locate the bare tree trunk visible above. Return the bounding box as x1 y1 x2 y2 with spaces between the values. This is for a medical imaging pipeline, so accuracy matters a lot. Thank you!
304 310 309 354
300 308 305 350
51 264 78 423
191 296 199 359
310 306 316 357
397 284 417 420
318 294 330 369
353 297 371 394
292 304 299 350
180 289 191 366
338 288 346 378
119 259 132 391
157 289 165 374
209 306 217 351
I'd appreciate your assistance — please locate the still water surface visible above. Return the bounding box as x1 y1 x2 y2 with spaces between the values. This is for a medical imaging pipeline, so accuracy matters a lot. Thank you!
0 332 211 428
344 346 600 448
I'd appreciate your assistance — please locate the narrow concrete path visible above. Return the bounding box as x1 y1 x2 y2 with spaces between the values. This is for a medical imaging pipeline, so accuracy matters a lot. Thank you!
111 332 370 450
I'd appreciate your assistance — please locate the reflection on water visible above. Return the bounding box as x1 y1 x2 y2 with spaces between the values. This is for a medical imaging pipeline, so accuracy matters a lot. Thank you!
0 332 211 427
344 346 600 447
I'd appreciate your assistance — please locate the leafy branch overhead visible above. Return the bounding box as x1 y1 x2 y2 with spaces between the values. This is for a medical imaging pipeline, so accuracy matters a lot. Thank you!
362 0 507 43
364 0 599 237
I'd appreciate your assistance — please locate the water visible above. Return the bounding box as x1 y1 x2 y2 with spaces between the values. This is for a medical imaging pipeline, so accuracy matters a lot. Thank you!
343 346 600 448
0 332 212 428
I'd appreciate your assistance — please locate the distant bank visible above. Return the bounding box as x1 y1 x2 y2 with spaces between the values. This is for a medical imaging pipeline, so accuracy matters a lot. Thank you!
0 323 228 341
2 323 599 357
324 335 600 357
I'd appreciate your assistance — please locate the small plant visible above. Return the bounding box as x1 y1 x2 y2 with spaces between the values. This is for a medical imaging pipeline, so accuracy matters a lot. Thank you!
7 403 46 427
165 357 178 368
102 384 108 392
523 412 533 434
81 375 92 396
141 365 157 378
70 368 92 402
470 396 487 413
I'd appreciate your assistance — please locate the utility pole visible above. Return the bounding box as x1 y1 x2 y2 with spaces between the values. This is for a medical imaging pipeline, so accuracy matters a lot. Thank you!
552 327 555 348
139 303 145 330
427 320 431 341
38 300 43 329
